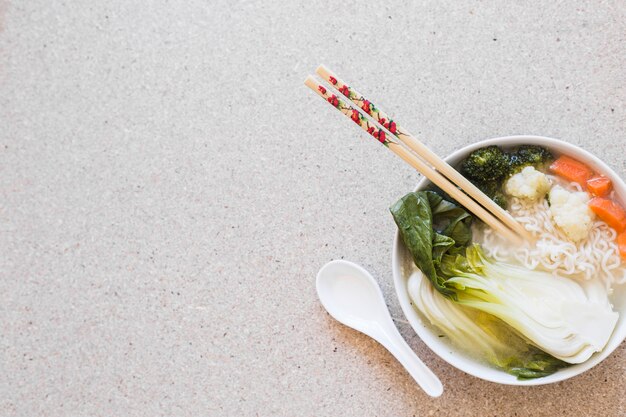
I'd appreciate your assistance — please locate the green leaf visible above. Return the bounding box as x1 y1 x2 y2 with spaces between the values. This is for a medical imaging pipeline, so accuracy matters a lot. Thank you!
425 191 473 246
391 191 475 298
507 352 569 380
390 192 454 297
432 233 455 266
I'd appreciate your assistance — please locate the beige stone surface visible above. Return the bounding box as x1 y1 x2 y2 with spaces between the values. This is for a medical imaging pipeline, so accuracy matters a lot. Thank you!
1 0 625 416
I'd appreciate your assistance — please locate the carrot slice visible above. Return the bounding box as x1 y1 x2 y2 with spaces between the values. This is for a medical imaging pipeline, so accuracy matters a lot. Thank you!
550 155 593 185
617 232 626 259
588 197 626 233
587 176 612 197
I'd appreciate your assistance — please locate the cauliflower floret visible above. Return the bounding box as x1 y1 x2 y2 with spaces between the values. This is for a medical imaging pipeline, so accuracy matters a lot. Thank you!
549 185 595 242
504 166 551 201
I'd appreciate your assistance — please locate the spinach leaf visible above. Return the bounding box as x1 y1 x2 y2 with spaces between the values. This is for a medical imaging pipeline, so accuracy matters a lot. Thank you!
391 192 447 295
390 191 474 298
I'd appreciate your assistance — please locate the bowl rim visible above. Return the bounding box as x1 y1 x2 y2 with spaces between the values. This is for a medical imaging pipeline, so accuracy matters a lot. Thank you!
391 135 626 386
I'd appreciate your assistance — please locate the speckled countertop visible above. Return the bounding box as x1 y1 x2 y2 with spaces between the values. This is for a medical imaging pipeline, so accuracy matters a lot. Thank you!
1 1 625 416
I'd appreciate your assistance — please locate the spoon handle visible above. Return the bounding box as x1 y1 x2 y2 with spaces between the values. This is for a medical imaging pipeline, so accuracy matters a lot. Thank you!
378 322 443 397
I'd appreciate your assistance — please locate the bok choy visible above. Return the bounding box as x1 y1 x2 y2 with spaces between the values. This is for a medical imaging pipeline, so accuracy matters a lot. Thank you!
391 191 619 378
408 270 567 379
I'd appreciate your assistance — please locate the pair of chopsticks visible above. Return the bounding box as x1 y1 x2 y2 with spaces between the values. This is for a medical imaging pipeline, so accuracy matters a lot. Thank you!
305 65 533 244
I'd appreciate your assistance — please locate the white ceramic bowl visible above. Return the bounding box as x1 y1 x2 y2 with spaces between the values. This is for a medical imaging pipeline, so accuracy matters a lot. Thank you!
392 135 626 385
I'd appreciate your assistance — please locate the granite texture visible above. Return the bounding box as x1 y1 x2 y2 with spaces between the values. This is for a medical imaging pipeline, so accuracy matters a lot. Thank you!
1 0 625 416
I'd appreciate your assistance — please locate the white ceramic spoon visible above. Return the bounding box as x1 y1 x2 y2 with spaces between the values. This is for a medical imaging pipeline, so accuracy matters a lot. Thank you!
316 260 443 397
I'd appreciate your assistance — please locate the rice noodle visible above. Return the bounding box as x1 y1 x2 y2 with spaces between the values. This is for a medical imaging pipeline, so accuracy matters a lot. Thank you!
477 179 626 289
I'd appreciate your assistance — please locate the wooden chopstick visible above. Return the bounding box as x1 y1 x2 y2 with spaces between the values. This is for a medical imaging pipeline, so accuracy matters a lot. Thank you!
304 75 523 245
315 65 533 243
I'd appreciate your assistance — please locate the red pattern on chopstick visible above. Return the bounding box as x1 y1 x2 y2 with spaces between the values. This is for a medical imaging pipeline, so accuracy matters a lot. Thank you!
316 65 406 138
307 77 392 146
304 67 532 244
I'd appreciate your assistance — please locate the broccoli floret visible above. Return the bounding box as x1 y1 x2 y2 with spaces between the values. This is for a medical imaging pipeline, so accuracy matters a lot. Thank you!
459 145 551 210
509 145 554 174
461 145 509 182
474 180 499 197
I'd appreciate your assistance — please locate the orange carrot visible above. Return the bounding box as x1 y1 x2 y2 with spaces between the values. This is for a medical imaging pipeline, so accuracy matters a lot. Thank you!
550 155 593 185
586 176 612 197
617 232 626 259
588 197 626 233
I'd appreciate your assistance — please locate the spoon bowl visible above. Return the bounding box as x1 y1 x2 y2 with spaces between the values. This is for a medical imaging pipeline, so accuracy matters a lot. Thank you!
316 261 388 337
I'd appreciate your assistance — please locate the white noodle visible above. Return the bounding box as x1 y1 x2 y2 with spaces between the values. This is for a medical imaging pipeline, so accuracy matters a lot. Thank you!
477 180 626 289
